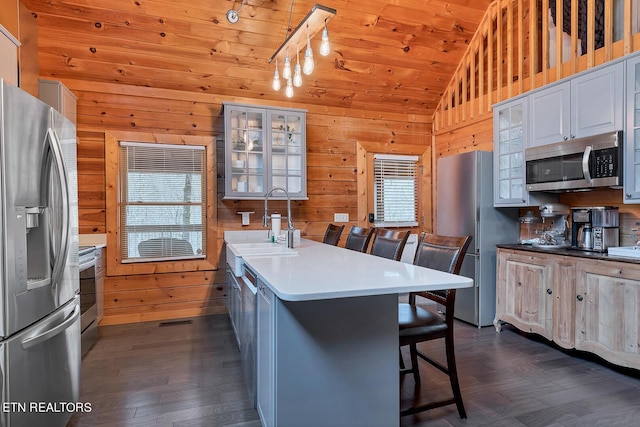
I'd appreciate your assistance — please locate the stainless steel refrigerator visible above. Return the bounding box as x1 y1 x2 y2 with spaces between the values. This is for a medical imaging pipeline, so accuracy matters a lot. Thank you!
437 151 518 327
0 80 80 426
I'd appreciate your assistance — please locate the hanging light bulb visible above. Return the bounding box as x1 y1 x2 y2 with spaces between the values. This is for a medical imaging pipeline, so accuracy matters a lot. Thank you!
320 21 330 56
272 61 281 91
285 78 294 98
293 48 303 87
303 24 314 75
282 50 291 80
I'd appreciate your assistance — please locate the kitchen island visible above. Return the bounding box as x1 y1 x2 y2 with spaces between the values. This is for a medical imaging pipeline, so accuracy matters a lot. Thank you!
226 234 473 427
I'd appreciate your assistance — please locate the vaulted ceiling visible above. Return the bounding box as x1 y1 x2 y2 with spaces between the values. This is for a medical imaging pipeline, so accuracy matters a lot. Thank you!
22 0 493 118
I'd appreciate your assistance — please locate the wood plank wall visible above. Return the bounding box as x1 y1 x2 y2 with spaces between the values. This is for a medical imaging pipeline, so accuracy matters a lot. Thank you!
68 80 431 325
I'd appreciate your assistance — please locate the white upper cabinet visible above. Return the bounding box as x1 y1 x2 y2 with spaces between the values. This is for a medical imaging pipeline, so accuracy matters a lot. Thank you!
529 82 570 147
529 61 623 148
0 25 19 86
571 62 624 138
38 79 77 125
224 103 307 200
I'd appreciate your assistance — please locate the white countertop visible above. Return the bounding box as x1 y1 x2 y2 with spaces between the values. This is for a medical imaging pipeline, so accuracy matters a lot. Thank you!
229 235 473 302
79 233 107 249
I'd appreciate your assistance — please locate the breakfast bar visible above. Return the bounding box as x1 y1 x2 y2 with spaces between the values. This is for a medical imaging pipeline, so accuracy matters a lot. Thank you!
227 236 473 427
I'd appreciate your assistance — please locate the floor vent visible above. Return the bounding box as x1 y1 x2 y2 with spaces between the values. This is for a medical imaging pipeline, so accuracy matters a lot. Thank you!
158 319 193 327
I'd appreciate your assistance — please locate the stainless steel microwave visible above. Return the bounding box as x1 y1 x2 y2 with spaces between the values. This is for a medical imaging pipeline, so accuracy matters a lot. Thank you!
525 131 622 192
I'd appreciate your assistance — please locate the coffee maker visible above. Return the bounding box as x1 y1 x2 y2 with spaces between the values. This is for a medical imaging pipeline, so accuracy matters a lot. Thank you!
571 207 619 252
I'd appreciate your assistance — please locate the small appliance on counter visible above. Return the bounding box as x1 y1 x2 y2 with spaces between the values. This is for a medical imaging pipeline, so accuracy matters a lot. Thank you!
518 210 544 244
533 203 571 248
571 206 619 252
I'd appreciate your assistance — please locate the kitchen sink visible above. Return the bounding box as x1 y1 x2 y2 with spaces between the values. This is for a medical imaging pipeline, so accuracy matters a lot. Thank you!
608 246 640 258
226 242 298 276
230 242 298 256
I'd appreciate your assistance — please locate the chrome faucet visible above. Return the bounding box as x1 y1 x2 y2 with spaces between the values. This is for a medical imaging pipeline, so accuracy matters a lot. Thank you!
263 187 295 248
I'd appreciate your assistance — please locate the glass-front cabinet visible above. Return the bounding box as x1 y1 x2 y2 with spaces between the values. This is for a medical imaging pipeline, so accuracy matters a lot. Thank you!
224 103 307 199
493 97 555 207
493 98 528 206
625 55 640 203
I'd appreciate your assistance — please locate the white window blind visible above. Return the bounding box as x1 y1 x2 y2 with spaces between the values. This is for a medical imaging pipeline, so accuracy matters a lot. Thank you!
119 142 206 262
373 154 419 227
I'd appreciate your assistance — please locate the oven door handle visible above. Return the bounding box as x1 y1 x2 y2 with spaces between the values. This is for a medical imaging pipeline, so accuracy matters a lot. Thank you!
79 257 96 272
582 145 593 184
21 303 80 350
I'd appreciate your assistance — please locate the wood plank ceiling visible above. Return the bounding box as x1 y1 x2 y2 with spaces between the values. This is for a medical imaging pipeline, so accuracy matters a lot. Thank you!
21 0 492 119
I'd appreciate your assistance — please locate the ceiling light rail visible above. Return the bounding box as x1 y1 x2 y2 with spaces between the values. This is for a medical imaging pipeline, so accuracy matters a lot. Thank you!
269 4 336 98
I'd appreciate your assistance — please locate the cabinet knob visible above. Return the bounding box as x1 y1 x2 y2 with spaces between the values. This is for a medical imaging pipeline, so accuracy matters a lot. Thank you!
576 295 584 301
563 135 569 141
546 288 552 295
626 193 632 199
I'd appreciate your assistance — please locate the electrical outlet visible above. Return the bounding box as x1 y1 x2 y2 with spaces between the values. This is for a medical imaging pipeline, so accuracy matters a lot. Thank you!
334 213 349 222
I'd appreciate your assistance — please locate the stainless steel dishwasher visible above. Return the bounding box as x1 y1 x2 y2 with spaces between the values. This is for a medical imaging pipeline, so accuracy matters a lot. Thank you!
79 245 98 356
240 263 258 407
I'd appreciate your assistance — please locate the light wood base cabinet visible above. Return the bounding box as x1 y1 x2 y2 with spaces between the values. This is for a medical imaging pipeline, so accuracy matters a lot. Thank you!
494 249 555 340
495 248 640 370
575 260 640 369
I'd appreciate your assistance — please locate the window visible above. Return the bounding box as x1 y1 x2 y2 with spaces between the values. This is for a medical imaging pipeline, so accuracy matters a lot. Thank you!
119 142 206 262
372 154 419 227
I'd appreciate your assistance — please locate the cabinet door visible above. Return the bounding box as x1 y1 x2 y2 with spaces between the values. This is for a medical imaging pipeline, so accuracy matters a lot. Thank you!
224 103 307 200
625 56 640 203
551 258 576 349
493 99 528 206
571 61 623 139
256 281 274 427
529 82 570 147
225 105 267 198
575 260 640 369
267 110 306 198
0 29 18 86
495 250 553 339
38 79 77 125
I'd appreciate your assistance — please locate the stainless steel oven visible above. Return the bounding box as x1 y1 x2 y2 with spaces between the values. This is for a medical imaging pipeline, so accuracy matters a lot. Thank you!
79 245 98 356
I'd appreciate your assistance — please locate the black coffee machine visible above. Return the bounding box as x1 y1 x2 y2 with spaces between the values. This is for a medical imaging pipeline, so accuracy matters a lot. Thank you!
571 207 619 252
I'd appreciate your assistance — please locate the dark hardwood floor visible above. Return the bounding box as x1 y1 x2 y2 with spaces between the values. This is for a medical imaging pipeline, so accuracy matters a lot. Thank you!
68 314 640 427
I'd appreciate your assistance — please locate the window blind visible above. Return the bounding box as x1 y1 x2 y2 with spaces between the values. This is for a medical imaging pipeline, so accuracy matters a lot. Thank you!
119 142 206 262
373 154 418 227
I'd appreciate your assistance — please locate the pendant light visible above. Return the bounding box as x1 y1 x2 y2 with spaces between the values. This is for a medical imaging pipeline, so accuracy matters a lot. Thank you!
293 48 303 87
282 50 292 80
267 4 336 98
285 78 294 98
272 60 281 91
303 24 314 75
320 20 330 56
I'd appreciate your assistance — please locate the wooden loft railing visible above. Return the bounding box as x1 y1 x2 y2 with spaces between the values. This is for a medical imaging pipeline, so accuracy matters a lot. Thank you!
433 0 640 133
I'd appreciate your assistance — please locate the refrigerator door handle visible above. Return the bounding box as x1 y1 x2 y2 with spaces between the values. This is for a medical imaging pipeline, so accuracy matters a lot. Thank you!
46 127 71 293
21 303 80 349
